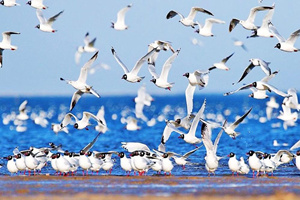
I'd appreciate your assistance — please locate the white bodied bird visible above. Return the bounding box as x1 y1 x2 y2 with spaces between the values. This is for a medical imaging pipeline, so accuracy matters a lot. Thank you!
149 49 180 90
172 147 199 169
35 9 63 33
266 96 279 120
121 142 151 153
134 85 153 122
16 100 29 121
208 53 234 71
232 38 248 51
0 31 20 68
277 103 298 124
166 7 214 28
225 71 290 99
229 6 274 32
228 152 241 176
75 32 98 64
234 58 272 85
5 155 18 174
238 157 250 174
170 99 206 145
246 150 263 178
51 123 69 134
184 70 209 114
111 47 157 83
60 112 105 130
270 25 300 52
0 0 19 7
27 0 47 9
125 117 140 131
283 88 300 111
195 18 225 37
247 4 275 38
118 152 132 176
60 52 100 111
201 123 223 176
161 152 174 175
111 4 132 30
147 40 175 65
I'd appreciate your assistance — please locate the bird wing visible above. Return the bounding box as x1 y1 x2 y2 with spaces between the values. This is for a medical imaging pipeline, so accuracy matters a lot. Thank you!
185 83 195 114
260 70 278 83
224 83 253 96
259 59 271 76
261 6 275 28
187 99 206 137
247 6 273 24
229 18 239 32
60 113 77 128
77 51 98 83
48 10 64 25
286 88 299 110
160 49 180 81
230 107 252 130
273 150 294 163
202 18 225 32
19 100 28 112
121 142 150 153
234 63 255 84
269 24 286 43
261 82 289 98
83 32 90 46
213 128 223 154
286 29 300 45
160 123 175 145
83 111 103 125
188 7 213 20
148 64 159 79
290 140 300 151
117 4 132 24
96 106 105 124
201 123 213 152
166 10 184 20
221 52 234 64
182 147 200 159
111 47 129 73
70 90 84 111
2 32 19 45
81 132 102 154
88 37 97 47
36 9 47 24
131 48 157 75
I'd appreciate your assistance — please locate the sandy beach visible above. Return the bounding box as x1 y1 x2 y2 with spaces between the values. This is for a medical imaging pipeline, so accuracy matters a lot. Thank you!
0 175 300 200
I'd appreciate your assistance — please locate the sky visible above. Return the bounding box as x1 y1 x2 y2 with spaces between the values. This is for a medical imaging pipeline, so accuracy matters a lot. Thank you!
0 0 299 96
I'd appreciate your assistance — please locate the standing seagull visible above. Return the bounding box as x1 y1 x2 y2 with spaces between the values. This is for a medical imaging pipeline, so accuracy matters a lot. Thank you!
149 49 180 90
208 53 234 71
111 47 157 83
0 31 20 68
166 7 214 28
60 52 100 111
35 9 63 33
270 25 300 52
111 4 132 30
229 6 274 32
233 58 271 85
202 123 223 176
195 18 225 37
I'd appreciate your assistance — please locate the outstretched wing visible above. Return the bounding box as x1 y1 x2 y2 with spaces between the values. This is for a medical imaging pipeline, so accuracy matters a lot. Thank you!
48 10 64 25
77 51 98 83
224 83 253 96
111 47 129 73
160 49 180 81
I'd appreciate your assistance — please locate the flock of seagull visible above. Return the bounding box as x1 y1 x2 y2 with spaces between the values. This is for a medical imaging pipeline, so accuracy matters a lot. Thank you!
1 1 300 178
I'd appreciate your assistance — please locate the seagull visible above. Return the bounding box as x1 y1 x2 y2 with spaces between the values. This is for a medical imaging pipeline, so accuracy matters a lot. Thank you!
149 49 180 90
111 4 132 30
118 152 132 176
238 157 250 174
0 31 20 68
55 153 72 175
35 9 63 33
15 153 26 174
147 40 175 65
184 70 209 114
166 7 214 28
0 0 19 7
94 106 108 133
51 123 69 134
5 155 18 174
277 102 298 124
195 18 225 37
225 71 290 99
266 96 279 120
125 117 140 131
24 151 40 176
121 142 151 153
16 100 29 121
172 147 199 169
60 112 105 130
161 152 174 175
270 24 300 52
169 99 206 145
201 123 223 176
232 38 248 51
228 152 241 176
229 6 274 32
27 0 47 9
247 4 275 38
246 150 263 178
75 32 98 64
78 150 92 176
262 153 276 176
60 51 100 111
283 88 300 111
208 53 234 71
134 85 153 122
111 47 157 83
87 151 103 174
168 114 195 130
233 58 272 85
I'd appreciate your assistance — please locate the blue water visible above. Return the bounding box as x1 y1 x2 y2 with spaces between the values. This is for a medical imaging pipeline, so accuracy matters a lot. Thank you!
0 94 299 177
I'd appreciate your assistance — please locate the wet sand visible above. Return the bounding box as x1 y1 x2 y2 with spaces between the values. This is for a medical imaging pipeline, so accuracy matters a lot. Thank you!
0 175 300 200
